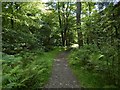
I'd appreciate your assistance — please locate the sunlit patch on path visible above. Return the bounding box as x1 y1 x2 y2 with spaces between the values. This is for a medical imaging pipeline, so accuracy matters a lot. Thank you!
71 44 79 48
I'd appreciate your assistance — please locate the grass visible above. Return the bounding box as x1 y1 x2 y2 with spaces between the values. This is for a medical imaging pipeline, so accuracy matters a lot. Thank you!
35 48 63 87
69 65 104 88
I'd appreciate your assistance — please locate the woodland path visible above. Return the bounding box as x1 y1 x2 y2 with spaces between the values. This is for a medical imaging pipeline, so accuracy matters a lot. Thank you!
44 50 80 88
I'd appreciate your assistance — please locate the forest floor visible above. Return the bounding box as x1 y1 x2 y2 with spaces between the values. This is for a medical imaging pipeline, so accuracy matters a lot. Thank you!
44 50 80 88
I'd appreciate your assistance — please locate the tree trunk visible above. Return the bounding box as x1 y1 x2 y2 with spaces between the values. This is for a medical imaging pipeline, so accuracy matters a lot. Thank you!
58 2 64 46
76 0 83 48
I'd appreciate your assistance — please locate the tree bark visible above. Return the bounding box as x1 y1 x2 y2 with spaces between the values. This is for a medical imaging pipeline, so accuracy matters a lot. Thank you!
58 2 64 46
76 0 83 48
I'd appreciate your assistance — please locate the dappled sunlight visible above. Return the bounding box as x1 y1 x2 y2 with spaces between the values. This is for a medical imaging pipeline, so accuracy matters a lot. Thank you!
71 44 79 48
2 1 120 89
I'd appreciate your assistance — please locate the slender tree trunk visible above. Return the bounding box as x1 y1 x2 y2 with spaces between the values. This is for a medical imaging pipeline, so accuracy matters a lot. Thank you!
58 2 70 47
114 25 120 86
87 2 90 44
65 2 69 46
76 0 83 48
58 2 64 46
62 2 66 46
11 2 14 29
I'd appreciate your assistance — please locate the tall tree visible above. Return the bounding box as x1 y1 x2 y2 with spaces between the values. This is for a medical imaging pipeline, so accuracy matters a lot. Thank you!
76 0 83 48
57 2 64 46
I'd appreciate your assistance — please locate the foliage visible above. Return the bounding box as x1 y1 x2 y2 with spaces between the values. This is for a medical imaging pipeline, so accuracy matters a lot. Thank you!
2 48 61 89
2 1 120 89
68 44 118 88
68 2 120 88
2 2 60 54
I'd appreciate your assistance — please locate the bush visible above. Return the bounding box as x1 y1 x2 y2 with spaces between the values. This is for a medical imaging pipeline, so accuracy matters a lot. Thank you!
68 44 119 87
2 48 61 89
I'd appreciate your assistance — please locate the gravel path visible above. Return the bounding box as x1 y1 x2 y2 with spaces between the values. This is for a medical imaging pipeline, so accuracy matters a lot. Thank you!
44 50 80 88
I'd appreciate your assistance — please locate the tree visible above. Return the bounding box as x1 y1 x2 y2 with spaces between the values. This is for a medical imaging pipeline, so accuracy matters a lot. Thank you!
76 0 83 48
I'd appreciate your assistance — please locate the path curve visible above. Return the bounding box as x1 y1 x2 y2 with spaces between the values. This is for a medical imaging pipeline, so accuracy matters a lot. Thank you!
44 50 80 88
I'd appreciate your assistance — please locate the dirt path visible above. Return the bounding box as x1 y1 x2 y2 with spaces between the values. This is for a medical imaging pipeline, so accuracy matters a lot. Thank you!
44 50 80 88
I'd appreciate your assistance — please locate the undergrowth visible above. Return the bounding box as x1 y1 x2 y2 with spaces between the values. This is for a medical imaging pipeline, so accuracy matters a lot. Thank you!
68 44 118 88
2 48 62 89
